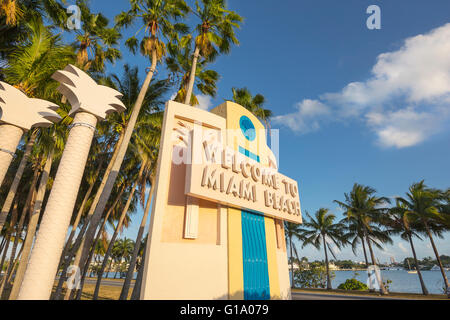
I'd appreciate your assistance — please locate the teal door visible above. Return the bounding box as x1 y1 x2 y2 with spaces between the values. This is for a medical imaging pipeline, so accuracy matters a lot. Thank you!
241 211 270 300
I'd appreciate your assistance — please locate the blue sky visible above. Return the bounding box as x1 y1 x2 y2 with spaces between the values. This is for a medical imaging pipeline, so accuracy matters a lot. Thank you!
79 0 450 264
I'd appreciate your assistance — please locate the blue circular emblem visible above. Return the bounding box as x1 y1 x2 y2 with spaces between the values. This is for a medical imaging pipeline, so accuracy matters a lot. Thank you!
239 116 256 141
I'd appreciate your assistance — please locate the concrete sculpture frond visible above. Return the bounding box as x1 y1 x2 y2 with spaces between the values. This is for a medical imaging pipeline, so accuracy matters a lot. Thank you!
51 64 126 119
0 81 61 131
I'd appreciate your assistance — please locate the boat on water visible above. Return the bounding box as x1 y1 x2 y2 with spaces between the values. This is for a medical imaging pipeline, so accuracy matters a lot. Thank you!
430 265 440 271
407 260 417 274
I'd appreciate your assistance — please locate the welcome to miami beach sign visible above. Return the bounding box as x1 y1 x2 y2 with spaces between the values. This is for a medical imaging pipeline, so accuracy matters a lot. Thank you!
141 100 302 300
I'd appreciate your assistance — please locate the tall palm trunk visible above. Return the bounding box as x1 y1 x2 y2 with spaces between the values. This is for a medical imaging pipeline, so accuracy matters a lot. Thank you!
131 239 147 300
0 237 6 256
322 234 332 290
71 51 157 293
184 46 200 105
0 234 11 279
0 166 39 296
289 236 294 288
92 172 143 300
54 131 125 299
58 184 125 300
406 232 428 295
0 202 18 274
0 130 36 231
0 124 24 187
423 219 449 290
364 230 388 295
10 152 53 300
360 235 369 266
120 181 154 300
17 112 98 300
74 187 125 300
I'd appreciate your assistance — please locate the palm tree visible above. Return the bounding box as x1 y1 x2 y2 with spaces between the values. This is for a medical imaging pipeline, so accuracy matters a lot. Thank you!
231 87 272 130
166 39 219 106
91 160 145 300
0 0 66 27
334 183 392 295
112 238 135 277
69 1 189 285
301 208 348 290
397 181 450 291
17 64 125 300
183 0 242 105
341 217 369 266
284 221 305 288
386 200 429 295
120 113 162 299
9 148 55 299
70 0 121 72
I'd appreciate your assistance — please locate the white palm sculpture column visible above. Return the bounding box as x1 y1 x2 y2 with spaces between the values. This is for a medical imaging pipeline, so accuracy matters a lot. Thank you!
0 82 61 186
17 64 125 300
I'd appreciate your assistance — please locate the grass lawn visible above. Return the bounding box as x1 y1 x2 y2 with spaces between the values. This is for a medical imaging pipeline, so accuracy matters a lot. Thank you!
292 287 450 300
54 278 135 300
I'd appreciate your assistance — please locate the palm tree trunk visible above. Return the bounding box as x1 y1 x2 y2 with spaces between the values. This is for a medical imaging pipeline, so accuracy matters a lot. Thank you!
74 189 123 300
10 151 54 300
0 130 36 231
322 234 332 290
184 46 200 105
72 53 157 292
0 234 11 279
423 219 449 290
53 132 125 299
58 184 126 300
17 112 98 300
131 239 147 300
92 176 142 300
120 181 154 300
289 236 294 288
406 232 428 295
0 237 6 256
0 124 24 188
364 230 388 295
0 166 39 296
0 203 18 275
360 235 369 266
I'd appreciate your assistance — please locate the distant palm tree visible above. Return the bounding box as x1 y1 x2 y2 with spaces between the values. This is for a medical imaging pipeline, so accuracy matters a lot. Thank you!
334 183 391 295
284 221 306 288
386 200 429 295
183 0 242 105
397 181 450 291
301 208 349 290
231 87 272 130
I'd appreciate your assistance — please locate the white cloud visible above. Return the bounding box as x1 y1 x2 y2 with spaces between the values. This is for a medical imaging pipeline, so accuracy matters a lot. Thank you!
196 94 213 111
366 107 444 148
275 23 450 148
272 99 330 133
398 242 408 254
